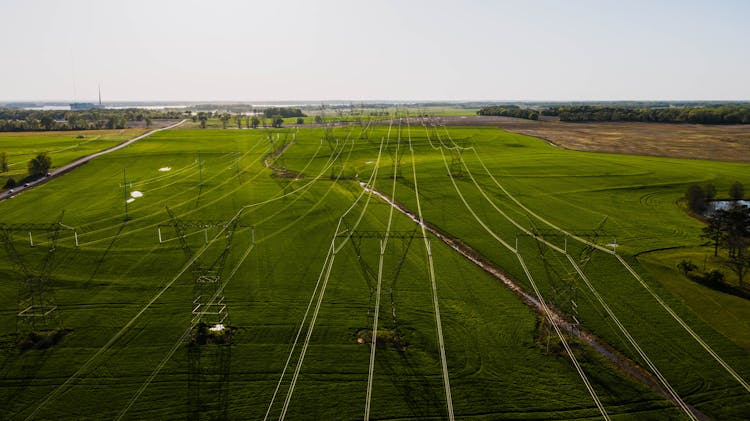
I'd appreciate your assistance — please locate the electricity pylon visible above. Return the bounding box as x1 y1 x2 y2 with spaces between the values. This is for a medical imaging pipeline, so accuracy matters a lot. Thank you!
161 207 246 420
0 212 76 337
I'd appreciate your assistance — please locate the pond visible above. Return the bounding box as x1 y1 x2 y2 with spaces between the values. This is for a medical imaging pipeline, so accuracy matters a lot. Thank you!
706 200 750 215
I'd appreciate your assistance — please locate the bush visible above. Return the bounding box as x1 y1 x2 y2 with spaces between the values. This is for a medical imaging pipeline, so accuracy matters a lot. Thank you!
4 177 16 189
703 269 725 286
677 259 698 275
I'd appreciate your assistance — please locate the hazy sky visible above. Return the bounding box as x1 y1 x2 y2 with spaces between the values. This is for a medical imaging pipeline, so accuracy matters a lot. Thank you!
1 0 749 101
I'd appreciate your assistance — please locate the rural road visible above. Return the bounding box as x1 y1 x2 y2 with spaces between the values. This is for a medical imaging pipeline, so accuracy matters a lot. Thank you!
0 119 185 202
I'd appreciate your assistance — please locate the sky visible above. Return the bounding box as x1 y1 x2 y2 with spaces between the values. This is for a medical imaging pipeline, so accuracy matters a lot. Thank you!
1 0 749 102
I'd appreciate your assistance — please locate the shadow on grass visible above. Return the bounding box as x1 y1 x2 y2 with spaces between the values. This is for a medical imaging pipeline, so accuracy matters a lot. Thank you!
376 347 446 419
86 223 126 284
688 273 750 300
0 334 54 418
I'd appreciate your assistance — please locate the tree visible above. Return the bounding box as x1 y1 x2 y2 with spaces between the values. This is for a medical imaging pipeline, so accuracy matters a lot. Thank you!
722 205 750 287
703 209 728 256
28 152 52 178
220 114 231 129
700 203 750 288
726 254 749 288
236 115 243 129
314 115 324 124
198 112 208 129
271 116 284 128
729 181 745 201
250 116 260 129
144 116 152 128
0 151 7 173
296 117 304 125
685 184 707 214
3 177 16 189
704 183 717 201
40 115 55 131
106 115 126 129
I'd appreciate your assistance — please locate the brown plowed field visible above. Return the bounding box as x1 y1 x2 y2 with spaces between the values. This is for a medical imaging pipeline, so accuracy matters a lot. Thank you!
435 115 750 162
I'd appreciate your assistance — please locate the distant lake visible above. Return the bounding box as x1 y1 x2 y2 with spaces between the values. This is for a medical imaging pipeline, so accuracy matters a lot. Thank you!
22 104 190 111
24 105 71 110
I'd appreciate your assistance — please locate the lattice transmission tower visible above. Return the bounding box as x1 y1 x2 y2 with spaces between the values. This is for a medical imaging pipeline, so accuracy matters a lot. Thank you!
0 212 77 338
160 207 248 420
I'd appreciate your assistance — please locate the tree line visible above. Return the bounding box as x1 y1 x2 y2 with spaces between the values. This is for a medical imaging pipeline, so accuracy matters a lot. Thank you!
685 182 745 214
544 105 750 124
262 107 306 118
477 106 539 120
0 108 187 132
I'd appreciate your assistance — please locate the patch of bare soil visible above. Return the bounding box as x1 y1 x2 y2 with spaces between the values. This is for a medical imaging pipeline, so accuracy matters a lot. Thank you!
432 116 750 162
356 328 407 350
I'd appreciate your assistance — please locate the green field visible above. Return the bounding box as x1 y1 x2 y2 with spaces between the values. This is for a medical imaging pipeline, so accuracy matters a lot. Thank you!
0 122 747 420
0 129 149 186
179 106 477 130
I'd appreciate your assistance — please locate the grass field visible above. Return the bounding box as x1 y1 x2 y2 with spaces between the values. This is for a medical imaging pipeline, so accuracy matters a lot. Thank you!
0 129 149 186
0 121 747 419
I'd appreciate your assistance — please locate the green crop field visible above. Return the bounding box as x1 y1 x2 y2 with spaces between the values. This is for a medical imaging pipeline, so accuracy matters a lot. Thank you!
0 121 747 420
0 129 149 185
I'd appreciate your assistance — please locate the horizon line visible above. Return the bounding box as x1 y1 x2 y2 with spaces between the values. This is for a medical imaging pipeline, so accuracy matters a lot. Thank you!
3 99 750 104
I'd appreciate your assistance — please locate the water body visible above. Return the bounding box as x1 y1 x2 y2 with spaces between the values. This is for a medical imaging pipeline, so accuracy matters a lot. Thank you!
706 200 750 215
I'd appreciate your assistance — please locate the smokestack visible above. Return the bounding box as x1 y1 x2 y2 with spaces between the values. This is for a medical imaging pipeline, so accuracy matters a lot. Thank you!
98 83 102 106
